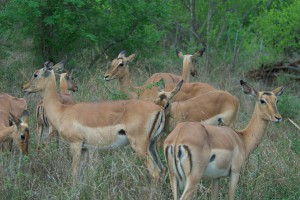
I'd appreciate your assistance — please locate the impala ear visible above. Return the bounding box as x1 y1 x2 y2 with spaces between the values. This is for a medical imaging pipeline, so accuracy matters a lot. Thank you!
127 53 136 62
9 112 20 126
170 80 184 98
176 49 184 59
194 48 206 57
118 50 126 58
240 80 258 97
158 78 165 92
21 110 29 124
272 86 285 97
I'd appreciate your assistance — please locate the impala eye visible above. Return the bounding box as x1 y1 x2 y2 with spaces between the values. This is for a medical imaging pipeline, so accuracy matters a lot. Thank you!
21 135 25 140
119 63 124 67
34 74 38 78
260 99 266 104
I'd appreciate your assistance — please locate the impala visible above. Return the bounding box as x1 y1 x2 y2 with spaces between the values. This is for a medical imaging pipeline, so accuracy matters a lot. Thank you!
22 61 165 181
145 48 205 84
104 51 215 101
164 80 285 200
154 80 239 128
36 71 78 149
0 94 27 152
0 110 30 155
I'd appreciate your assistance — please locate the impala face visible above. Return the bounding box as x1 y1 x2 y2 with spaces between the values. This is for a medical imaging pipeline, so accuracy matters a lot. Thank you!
240 80 284 123
176 48 205 78
61 72 78 92
154 80 183 116
10 111 30 154
104 51 136 81
22 61 53 94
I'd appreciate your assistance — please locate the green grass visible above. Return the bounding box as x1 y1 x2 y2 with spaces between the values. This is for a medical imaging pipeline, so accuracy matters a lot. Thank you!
0 49 299 200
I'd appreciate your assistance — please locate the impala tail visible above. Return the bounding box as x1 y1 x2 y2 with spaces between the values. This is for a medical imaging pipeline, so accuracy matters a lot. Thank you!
148 110 165 173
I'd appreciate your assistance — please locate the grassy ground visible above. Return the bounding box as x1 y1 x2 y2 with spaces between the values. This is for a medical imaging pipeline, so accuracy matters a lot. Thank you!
0 50 299 199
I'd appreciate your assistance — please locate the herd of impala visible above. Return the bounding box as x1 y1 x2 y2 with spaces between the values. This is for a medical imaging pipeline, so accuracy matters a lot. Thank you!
0 49 285 200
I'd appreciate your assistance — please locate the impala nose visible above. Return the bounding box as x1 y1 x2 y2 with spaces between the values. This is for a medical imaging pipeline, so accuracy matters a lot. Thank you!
104 75 110 81
275 116 282 123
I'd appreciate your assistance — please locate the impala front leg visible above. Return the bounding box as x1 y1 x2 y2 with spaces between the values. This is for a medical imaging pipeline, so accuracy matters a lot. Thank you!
70 142 83 182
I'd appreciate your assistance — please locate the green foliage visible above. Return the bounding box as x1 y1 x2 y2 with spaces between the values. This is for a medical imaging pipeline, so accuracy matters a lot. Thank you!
0 0 171 61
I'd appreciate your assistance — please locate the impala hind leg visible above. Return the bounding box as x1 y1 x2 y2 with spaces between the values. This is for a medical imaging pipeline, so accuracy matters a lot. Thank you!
211 178 220 200
228 171 240 200
179 172 202 200
165 145 179 200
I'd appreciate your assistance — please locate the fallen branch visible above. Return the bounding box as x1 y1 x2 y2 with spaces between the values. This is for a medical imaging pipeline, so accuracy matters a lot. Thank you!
288 118 300 131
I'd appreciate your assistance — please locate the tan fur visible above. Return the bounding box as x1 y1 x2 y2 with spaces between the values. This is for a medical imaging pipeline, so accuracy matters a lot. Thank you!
154 81 240 129
35 72 78 149
145 48 205 84
104 51 215 101
23 62 166 182
164 80 285 200
0 110 30 155
0 94 28 152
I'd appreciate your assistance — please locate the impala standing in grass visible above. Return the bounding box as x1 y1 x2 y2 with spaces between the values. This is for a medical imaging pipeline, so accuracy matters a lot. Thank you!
36 70 78 149
23 61 165 182
145 48 205 84
104 51 215 102
164 80 285 200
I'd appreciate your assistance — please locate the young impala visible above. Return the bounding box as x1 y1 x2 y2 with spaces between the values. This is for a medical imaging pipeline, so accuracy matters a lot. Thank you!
154 80 239 129
145 48 205 84
22 61 165 182
164 80 285 200
36 70 78 149
0 110 30 155
104 51 215 101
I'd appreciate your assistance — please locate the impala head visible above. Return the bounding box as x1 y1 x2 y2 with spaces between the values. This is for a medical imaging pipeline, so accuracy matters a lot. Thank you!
9 110 30 154
176 48 205 77
22 61 54 94
104 50 136 81
154 80 184 116
60 70 78 92
240 80 285 123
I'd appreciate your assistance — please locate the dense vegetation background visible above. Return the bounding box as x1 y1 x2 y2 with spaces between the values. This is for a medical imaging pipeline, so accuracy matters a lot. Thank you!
0 0 299 199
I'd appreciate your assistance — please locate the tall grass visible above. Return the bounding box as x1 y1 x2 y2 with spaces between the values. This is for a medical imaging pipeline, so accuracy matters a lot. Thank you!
0 49 299 200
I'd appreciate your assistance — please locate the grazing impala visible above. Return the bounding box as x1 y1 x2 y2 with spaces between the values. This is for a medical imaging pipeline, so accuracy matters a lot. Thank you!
104 51 215 101
22 61 165 182
0 94 27 152
36 71 78 149
145 48 205 84
164 80 285 200
0 110 30 155
154 80 239 128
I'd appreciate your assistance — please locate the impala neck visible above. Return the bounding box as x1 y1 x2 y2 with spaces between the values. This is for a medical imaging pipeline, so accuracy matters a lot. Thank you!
0 125 16 141
239 103 269 157
118 68 138 99
59 76 69 95
181 58 190 82
42 71 63 129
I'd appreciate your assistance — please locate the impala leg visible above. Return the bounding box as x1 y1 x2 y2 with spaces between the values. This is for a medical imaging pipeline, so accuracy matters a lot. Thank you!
168 161 178 200
70 142 83 182
179 173 200 200
228 171 240 200
211 178 220 200
36 121 43 150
